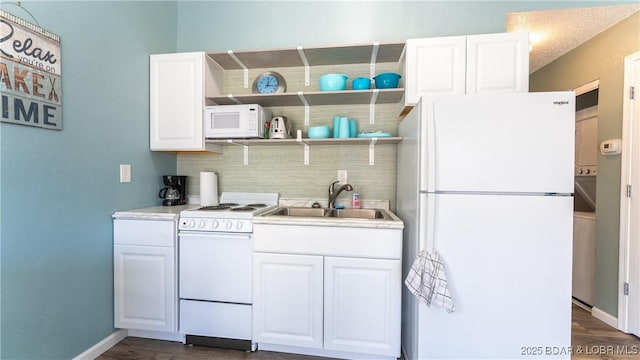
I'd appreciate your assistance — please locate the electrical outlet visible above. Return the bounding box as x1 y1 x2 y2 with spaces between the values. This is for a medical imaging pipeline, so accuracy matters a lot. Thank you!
120 164 131 183
337 170 348 185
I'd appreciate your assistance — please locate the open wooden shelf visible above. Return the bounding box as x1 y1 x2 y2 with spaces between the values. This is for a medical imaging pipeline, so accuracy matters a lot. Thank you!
205 137 402 146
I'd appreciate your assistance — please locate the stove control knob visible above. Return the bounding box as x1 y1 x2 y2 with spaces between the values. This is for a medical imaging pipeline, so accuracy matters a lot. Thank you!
225 220 233 230
188 219 196 228
236 221 243 230
211 220 219 229
198 220 206 228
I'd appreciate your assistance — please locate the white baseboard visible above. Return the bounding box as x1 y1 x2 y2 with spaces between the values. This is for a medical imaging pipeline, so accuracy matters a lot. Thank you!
592 306 618 329
128 329 184 342
571 298 592 312
73 329 128 360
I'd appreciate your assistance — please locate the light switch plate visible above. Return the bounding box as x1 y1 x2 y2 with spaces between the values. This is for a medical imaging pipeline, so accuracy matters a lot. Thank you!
120 164 131 183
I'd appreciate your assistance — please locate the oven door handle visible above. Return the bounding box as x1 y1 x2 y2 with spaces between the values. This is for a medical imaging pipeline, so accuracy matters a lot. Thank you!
178 231 252 240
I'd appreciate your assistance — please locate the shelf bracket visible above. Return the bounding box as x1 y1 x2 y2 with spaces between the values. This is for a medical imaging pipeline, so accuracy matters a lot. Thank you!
369 42 379 79
226 94 242 105
369 89 379 124
227 50 249 89
369 137 378 165
226 139 249 165
296 137 310 165
297 91 310 125
297 46 310 87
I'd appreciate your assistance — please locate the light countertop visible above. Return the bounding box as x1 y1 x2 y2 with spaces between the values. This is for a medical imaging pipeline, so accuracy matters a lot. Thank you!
253 207 404 229
112 204 198 220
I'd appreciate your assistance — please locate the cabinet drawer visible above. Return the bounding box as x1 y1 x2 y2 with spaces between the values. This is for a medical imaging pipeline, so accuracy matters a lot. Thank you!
180 300 251 340
114 219 175 247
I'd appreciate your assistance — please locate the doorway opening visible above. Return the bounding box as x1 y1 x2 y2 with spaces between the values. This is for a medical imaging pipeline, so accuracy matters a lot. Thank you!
572 80 599 312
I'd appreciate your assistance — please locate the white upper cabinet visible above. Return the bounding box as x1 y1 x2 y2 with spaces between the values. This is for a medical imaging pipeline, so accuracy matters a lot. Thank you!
403 32 529 106
404 36 467 101
466 32 529 95
149 52 222 152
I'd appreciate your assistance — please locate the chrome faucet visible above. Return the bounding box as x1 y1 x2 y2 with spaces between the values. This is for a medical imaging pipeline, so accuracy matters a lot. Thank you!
328 180 353 209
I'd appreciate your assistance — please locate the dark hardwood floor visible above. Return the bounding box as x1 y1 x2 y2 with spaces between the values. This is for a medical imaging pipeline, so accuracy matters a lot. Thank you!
97 338 333 360
98 304 640 359
571 303 640 360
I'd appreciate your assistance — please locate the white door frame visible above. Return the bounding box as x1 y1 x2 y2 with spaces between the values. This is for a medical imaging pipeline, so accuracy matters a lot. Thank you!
618 50 640 334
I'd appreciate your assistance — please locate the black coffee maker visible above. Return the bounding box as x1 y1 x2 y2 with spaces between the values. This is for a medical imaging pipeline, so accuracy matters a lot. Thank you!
159 175 187 206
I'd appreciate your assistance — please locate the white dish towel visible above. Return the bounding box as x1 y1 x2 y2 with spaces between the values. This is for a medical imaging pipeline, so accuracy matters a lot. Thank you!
405 250 455 313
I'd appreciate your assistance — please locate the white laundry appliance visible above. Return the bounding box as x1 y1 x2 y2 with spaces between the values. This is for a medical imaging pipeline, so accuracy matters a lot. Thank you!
573 211 595 306
397 92 575 359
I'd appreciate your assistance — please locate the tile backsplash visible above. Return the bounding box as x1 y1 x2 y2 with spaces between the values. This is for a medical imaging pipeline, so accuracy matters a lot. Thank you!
178 102 402 211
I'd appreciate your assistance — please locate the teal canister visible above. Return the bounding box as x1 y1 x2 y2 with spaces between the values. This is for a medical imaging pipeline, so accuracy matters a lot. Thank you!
338 117 350 138
349 119 357 138
333 116 341 138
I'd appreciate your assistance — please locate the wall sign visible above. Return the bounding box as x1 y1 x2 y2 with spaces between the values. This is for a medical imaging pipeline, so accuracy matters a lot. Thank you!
0 10 62 130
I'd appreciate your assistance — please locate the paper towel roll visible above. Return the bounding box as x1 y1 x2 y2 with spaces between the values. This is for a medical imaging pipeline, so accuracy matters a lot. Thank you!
200 172 218 206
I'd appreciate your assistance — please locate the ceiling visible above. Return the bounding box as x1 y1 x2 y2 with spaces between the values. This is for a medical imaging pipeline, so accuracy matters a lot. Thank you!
506 4 640 73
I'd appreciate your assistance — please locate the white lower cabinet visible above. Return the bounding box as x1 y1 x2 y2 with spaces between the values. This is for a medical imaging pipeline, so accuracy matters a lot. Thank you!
252 223 402 360
113 219 177 333
253 253 324 348
324 257 401 356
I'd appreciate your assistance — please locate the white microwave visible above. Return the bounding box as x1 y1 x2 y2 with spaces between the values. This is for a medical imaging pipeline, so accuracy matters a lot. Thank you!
204 104 271 139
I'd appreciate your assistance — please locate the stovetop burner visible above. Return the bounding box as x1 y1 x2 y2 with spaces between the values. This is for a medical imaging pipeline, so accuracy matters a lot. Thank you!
231 206 257 212
198 202 266 212
199 205 232 210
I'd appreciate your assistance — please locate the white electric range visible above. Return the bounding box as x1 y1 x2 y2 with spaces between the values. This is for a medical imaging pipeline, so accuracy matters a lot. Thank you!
179 192 279 233
178 192 279 350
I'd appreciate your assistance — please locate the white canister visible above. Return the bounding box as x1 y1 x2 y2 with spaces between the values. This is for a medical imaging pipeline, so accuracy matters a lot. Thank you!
200 172 219 206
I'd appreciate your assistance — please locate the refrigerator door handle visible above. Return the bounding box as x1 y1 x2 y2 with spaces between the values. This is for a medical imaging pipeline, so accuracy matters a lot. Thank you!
420 99 437 192
420 193 437 250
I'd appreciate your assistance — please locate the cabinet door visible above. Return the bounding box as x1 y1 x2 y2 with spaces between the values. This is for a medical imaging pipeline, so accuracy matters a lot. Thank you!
114 245 176 332
150 52 204 151
324 257 401 357
253 253 323 349
114 219 175 247
466 32 529 94
404 36 466 105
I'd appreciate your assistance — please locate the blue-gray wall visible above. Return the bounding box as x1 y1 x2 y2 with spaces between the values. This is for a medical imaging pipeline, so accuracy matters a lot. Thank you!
0 1 633 359
176 1 624 52
0 1 177 359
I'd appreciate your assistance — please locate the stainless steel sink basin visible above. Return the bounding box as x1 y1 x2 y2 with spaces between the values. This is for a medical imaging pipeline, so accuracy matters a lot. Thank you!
267 207 391 220
269 207 329 217
328 208 389 219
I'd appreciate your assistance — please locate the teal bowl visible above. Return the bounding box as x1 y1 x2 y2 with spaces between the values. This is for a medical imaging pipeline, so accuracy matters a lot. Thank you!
319 74 348 91
373 72 401 89
352 77 371 90
308 126 330 138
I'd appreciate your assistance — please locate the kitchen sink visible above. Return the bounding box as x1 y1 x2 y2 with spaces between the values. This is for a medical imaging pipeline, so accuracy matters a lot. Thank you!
267 207 392 220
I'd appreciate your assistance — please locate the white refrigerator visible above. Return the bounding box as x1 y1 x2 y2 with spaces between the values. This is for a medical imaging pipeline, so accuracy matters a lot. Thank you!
397 92 575 359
